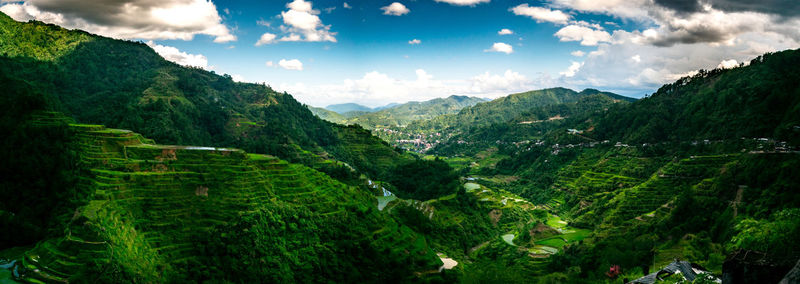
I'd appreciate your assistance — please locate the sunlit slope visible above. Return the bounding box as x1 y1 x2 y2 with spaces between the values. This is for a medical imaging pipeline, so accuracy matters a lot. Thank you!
0 12 417 185
15 112 441 283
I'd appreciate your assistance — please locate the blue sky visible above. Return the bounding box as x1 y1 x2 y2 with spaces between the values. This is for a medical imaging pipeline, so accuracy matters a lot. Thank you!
2 0 799 107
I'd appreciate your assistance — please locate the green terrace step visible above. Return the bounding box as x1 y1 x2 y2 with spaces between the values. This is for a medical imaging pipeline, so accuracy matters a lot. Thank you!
19 118 411 280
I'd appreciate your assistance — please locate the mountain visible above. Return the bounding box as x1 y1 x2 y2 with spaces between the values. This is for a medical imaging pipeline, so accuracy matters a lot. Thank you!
591 52 800 144
374 102 401 111
0 12 463 282
1 111 442 282
432 48 800 282
408 88 634 134
325 103 374 114
308 105 346 124
344 95 487 129
0 12 451 191
380 88 633 152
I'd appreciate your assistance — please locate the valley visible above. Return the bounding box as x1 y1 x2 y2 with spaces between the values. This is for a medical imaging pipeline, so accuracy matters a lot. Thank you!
1 7 800 284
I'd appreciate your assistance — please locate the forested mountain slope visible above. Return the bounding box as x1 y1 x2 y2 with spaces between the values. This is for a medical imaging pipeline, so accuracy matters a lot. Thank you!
435 48 800 282
1 110 444 282
406 88 634 134
341 95 486 129
0 12 425 188
590 51 800 144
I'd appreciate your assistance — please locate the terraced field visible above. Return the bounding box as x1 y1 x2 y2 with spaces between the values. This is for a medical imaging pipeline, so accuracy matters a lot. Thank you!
603 154 737 224
12 112 441 282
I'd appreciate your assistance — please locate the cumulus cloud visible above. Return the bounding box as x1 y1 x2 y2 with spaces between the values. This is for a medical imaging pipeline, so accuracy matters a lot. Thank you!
511 4 571 24
146 41 208 68
343 2 352 9
559 61 583 77
434 0 490 6
571 50 586 56
0 0 235 42
408 38 421 44
381 2 409 16
498 28 514 35
276 0 337 42
548 0 651 19
485 42 513 54
255 33 277 46
717 59 738 69
555 25 612 46
559 30 799 96
653 0 800 18
279 69 544 107
468 70 530 93
278 59 303 71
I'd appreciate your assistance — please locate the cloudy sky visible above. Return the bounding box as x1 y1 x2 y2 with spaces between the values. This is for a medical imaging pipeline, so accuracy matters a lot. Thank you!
2 0 799 107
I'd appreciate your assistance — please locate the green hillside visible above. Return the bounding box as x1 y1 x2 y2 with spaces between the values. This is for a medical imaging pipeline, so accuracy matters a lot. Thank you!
308 105 346 124
2 9 800 284
592 51 800 144
326 103 374 114
378 88 631 153
3 111 443 282
406 88 632 134
343 95 486 129
430 49 800 282
0 12 450 195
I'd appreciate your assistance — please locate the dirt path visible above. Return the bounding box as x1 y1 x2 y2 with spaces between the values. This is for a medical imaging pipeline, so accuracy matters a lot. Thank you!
732 185 744 218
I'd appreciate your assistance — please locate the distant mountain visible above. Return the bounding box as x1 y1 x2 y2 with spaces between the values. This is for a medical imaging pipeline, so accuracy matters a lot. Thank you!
374 102 401 111
344 95 487 129
325 103 374 114
308 106 345 123
406 88 634 133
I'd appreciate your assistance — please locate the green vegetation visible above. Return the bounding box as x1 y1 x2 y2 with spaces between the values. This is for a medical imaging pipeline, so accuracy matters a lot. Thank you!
308 105 346 123
388 158 461 200
343 95 486 129
1 10 799 283
0 12 457 199
4 114 442 282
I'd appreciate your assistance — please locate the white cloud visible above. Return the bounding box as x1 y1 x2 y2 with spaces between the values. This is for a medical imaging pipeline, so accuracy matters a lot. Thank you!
279 69 543 107
408 38 421 45
266 61 274 67
548 0 651 19
468 70 530 93
145 41 208 69
717 59 738 69
275 0 336 42
498 28 514 35
511 4 571 25
560 29 799 95
571 50 586 57
559 61 583 77
0 0 235 42
485 42 513 54
554 25 612 46
631 54 641 63
381 2 409 16
343 2 352 9
278 59 304 71
433 0 490 6
231 74 246 82
255 33 277 46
